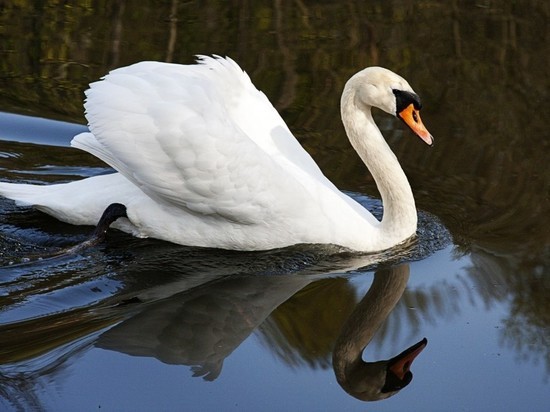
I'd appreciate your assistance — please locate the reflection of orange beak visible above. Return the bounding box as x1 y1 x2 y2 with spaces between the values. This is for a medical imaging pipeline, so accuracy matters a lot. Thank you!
398 104 434 146
388 338 428 380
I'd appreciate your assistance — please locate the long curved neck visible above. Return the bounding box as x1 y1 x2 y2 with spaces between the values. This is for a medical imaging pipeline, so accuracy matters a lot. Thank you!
333 266 409 365
341 89 417 246
332 265 410 399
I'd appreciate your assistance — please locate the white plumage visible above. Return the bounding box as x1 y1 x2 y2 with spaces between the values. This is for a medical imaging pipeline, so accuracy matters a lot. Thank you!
0 56 433 251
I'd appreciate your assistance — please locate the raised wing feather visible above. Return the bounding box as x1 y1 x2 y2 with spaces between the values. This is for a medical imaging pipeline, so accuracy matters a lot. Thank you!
74 57 328 224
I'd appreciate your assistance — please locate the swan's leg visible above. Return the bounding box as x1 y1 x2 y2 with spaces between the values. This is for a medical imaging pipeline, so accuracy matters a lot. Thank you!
90 203 128 243
60 203 128 255
4 203 129 267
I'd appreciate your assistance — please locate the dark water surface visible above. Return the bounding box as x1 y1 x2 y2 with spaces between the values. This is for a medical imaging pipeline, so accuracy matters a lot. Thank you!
0 1 549 411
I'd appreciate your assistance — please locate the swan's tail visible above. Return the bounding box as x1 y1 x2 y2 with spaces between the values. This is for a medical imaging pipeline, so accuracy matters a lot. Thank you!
0 176 122 226
0 174 142 233
0 181 50 207
0 180 86 225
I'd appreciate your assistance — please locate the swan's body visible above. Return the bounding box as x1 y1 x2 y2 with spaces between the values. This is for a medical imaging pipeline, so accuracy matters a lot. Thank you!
0 56 433 252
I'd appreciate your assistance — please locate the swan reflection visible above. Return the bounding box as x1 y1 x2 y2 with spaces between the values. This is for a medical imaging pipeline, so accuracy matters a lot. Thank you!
0 243 427 404
332 265 426 401
97 273 315 381
95 262 426 400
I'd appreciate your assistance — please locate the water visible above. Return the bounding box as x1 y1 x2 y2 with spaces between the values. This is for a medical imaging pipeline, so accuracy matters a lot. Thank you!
0 1 549 411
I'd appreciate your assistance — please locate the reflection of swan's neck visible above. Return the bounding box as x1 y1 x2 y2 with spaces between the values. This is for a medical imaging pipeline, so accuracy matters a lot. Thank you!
341 89 417 244
332 265 410 400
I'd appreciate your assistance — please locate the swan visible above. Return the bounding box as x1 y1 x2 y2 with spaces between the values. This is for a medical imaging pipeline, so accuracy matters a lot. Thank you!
332 265 427 401
0 56 433 252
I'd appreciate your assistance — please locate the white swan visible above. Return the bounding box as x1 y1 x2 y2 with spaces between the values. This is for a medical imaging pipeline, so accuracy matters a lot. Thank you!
0 56 433 252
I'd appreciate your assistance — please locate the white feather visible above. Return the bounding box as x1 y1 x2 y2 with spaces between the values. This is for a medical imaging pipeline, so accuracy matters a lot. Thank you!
0 57 431 251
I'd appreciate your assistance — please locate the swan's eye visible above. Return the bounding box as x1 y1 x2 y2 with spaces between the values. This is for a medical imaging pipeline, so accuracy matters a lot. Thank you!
412 111 419 123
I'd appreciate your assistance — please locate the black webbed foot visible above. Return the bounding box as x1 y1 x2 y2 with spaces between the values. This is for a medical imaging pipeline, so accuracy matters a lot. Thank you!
90 203 128 243
4 203 129 267
62 203 128 254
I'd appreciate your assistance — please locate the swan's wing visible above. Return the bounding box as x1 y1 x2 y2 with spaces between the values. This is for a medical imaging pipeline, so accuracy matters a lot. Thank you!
73 57 326 223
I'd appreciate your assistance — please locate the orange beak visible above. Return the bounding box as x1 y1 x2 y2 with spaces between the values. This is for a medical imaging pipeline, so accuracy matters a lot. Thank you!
388 338 428 380
398 104 434 146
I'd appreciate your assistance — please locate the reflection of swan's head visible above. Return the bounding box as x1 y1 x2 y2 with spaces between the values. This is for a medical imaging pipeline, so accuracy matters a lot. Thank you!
332 265 428 401
337 338 427 401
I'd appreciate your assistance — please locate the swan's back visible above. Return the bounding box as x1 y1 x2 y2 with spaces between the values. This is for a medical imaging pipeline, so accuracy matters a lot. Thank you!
74 57 320 223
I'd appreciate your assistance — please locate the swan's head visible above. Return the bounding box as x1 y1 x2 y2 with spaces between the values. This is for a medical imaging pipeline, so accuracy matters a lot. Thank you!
344 67 434 146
